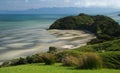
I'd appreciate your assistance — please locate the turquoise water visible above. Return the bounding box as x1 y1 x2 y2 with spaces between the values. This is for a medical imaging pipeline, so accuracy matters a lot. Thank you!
0 14 70 61
0 14 119 32
0 14 67 30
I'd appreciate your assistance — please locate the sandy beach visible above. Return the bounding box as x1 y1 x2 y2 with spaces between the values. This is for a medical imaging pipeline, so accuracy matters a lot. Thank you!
48 29 96 50
0 29 96 62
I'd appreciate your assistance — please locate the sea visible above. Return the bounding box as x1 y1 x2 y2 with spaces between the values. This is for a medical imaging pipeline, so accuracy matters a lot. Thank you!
0 14 72 61
0 13 119 61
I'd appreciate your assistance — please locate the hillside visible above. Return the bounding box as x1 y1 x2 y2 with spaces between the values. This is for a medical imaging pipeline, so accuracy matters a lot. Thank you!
49 13 120 44
74 39 120 52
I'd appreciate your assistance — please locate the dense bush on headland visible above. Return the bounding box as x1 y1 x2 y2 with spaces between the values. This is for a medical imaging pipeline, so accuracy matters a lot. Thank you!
49 13 120 44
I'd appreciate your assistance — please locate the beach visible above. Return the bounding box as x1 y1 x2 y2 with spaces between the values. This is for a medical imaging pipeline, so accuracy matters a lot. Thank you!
0 29 96 62
48 29 96 50
0 14 119 62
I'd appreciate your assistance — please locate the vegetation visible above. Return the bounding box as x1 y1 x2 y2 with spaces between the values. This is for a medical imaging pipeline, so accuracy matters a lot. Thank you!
11 57 27 66
0 40 120 72
0 63 120 73
49 13 120 44
26 54 43 63
100 52 120 69
77 53 102 69
42 53 56 65
62 52 102 69
48 46 57 53
75 39 120 52
62 55 80 66
1 39 120 69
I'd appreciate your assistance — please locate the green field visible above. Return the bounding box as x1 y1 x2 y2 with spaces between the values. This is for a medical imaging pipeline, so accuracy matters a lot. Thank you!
0 63 120 73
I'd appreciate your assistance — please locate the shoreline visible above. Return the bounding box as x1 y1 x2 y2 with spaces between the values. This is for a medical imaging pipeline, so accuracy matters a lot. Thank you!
0 29 96 63
48 29 96 49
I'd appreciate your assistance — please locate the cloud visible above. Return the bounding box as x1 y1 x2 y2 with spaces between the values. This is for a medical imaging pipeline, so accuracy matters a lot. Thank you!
0 0 120 10
74 0 120 9
64 0 70 3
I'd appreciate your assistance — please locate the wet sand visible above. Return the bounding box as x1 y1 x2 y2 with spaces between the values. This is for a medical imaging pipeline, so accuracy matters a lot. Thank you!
48 29 96 50
0 29 96 62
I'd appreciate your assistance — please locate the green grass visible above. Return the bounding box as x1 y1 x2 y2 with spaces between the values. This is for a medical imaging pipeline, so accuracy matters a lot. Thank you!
0 63 120 73
74 39 120 52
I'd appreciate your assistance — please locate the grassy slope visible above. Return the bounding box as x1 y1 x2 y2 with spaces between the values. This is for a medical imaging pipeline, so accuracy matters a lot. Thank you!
74 39 120 52
0 63 120 73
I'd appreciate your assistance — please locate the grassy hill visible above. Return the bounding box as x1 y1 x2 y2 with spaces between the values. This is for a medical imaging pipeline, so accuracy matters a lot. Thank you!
0 63 120 73
74 39 120 52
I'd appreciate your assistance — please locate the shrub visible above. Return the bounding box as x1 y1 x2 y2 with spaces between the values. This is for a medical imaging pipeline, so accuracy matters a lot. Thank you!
56 50 82 62
62 55 80 66
100 52 120 69
29 54 43 63
1 61 11 67
57 52 102 69
78 53 102 69
26 56 35 64
48 46 57 53
11 57 27 65
42 53 56 65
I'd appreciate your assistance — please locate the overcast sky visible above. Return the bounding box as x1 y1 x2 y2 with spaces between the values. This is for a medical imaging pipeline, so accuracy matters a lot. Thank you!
0 0 120 10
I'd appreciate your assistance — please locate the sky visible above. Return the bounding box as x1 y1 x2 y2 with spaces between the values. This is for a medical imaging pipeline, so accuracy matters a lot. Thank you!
0 0 120 10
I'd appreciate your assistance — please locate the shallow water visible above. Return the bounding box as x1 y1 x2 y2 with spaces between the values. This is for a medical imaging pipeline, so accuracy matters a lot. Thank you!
0 14 69 61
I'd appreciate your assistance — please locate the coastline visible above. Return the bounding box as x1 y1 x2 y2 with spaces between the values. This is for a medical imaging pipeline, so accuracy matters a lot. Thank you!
0 29 96 63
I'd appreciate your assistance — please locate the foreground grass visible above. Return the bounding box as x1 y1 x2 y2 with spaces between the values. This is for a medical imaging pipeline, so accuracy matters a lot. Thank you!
0 63 120 73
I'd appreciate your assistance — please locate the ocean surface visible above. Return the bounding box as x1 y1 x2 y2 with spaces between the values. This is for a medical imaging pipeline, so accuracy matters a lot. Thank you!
0 14 71 61
0 14 119 61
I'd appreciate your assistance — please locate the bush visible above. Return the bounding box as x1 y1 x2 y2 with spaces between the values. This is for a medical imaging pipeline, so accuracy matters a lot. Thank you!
42 53 56 65
48 46 57 53
11 57 27 65
57 52 102 69
29 54 43 63
78 53 102 69
62 55 80 66
56 50 82 62
26 56 34 64
1 61 11 67
100 52 120 69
